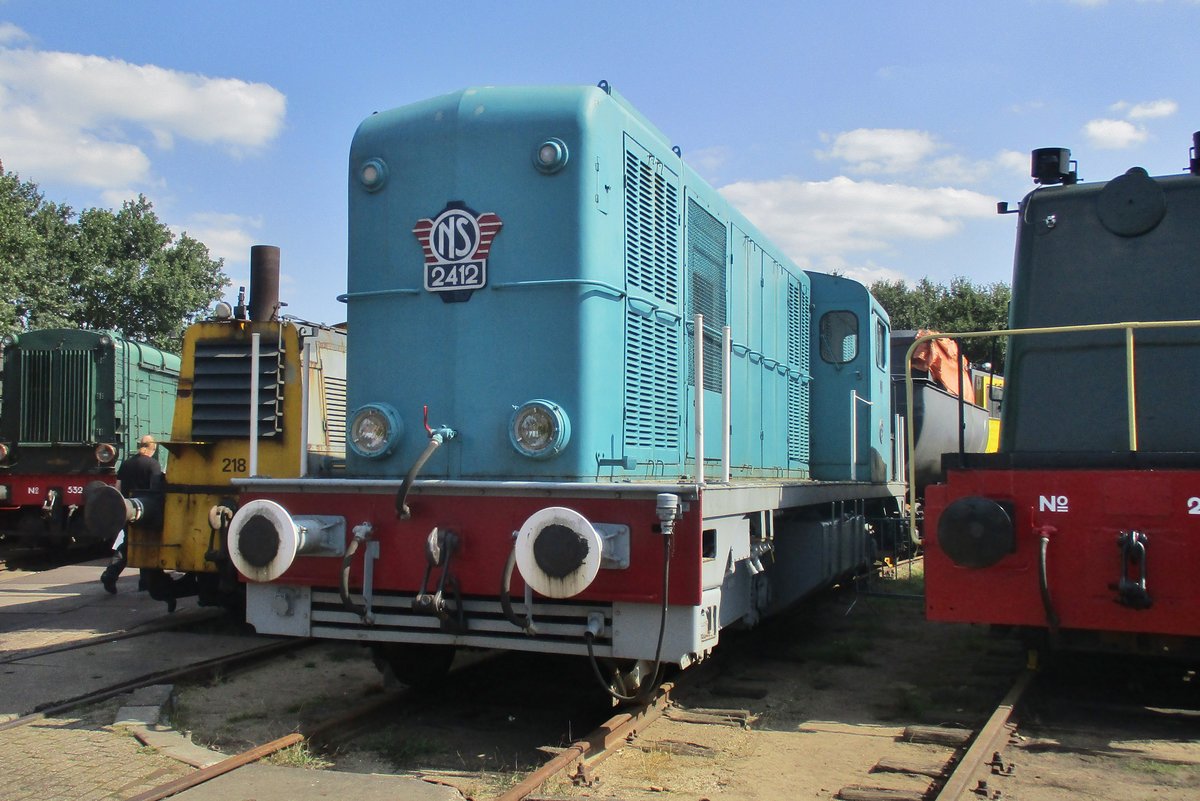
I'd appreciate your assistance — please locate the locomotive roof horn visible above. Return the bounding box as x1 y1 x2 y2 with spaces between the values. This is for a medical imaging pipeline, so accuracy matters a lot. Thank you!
1032 148 1077 186
1191 131 1200 176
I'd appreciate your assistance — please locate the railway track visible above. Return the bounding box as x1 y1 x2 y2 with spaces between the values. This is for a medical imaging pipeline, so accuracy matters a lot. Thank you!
7 571 1196 800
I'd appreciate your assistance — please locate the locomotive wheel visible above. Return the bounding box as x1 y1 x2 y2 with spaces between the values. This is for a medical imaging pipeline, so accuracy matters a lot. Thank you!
371 643 456 689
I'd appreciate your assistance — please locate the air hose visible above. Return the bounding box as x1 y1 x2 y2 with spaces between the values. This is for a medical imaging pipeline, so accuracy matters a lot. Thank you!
585 518 673 704
1036 526 1060 632
340 523 373 618
396 407 456 519
500 543 536 635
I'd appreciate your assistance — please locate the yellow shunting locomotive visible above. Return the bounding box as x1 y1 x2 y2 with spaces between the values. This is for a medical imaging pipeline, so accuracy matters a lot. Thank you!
90 246 347 609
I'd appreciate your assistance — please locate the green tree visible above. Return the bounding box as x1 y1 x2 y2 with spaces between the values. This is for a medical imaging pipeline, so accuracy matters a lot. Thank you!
0 165 228 352
871 276 1011 370
0 167 77 333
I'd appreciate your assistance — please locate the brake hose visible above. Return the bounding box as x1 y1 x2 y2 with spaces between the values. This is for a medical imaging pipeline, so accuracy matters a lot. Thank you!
396 407 455 519
500 543 536 634
1036 525 1060 632
585 523 672 703
340 523 373 618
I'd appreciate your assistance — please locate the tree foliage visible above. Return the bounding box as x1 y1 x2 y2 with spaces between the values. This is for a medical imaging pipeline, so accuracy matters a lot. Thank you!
0 165 228 352
870 276 1011 370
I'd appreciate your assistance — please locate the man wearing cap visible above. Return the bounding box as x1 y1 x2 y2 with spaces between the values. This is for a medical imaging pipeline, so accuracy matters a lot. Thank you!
99 435 163 593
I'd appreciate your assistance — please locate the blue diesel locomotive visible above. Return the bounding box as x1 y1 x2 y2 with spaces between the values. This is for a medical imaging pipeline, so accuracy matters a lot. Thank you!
223 83 904 695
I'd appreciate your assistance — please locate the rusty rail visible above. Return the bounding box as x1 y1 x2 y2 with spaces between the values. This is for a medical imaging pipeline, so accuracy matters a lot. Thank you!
124 732 305 801
496 681 677 801
933 669 1035 800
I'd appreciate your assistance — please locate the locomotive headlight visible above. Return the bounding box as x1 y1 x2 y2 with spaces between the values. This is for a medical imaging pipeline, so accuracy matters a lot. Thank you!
0 442 9 463
95 443 117 464
359 158 388 192
348 403 403 458
509 400 570 459
533 138 569 174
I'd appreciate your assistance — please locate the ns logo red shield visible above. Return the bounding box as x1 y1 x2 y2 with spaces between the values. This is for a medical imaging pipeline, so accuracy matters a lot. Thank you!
413 203 502 302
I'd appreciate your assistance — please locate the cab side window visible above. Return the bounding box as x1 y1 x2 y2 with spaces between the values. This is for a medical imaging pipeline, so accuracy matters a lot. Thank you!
820 311 858 364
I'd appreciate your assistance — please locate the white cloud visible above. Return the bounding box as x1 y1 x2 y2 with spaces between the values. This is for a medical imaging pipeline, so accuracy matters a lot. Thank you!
172 212 263 266
1083 118 1148 149
822 128 939 174
0 39 286 187
720 176 996 272
995 149 1030 177
684 145 731 181
0 22 31 46
1113 98 1178 120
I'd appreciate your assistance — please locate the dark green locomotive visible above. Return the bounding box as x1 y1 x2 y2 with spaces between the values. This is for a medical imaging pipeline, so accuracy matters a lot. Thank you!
0 329 179 547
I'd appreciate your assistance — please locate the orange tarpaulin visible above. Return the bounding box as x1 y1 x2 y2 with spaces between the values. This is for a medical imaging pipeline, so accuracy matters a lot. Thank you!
911 330 972 401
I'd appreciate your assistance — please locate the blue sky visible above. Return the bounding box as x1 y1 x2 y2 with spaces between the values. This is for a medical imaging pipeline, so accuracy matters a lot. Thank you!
1 1 1196 325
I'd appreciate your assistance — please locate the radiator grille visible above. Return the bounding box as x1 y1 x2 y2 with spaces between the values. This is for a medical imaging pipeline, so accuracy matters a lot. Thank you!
686 199 727 392
191 339 284 438
787 280 812 463
323 375 347 452
623 137 680 452
19 348 95 443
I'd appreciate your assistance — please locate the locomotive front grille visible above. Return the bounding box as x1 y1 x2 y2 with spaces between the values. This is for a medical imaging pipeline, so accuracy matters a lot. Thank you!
191 339 284 438
310 589 613 653
19 348 95 443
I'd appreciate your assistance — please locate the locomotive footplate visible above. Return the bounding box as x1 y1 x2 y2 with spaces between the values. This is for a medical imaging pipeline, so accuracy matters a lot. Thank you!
413 527 465 632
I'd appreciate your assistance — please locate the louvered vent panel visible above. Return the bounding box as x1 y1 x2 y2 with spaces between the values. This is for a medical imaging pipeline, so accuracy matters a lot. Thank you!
623 138 681 454
191 340 284 438
323 375 347 452
623 147 679 303
686 200 727 392
787 281 812 463
19 349 94 443
624 310 679 449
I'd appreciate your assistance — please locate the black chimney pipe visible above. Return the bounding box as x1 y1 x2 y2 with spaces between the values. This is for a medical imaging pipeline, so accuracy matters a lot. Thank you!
249 245 280 322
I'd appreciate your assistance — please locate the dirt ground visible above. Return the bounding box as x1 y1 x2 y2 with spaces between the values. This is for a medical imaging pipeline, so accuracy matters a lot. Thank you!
168 565 1200 800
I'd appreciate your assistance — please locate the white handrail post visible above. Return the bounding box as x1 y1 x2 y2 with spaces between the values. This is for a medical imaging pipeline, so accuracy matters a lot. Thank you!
249 332 260 477
850 390 857 482
300 339 312 477
721 325 731 483
851 390 874 482
694 313 705 485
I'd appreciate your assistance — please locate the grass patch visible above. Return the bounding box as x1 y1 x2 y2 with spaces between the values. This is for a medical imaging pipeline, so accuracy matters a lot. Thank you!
1121 758 1200 780
355 730 442 766
879 684 932 721
801 636 875 666
226 708 267 724
265 742 333 770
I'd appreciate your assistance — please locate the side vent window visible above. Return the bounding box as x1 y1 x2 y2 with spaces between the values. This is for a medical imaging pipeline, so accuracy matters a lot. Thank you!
820 311 859 364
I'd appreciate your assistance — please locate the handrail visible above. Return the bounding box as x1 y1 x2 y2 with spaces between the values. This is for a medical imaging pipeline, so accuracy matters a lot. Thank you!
491 277 626 297
904 319 1200 542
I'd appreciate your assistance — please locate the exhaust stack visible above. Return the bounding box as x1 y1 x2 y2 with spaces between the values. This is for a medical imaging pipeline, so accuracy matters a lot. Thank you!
249 245 281 322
